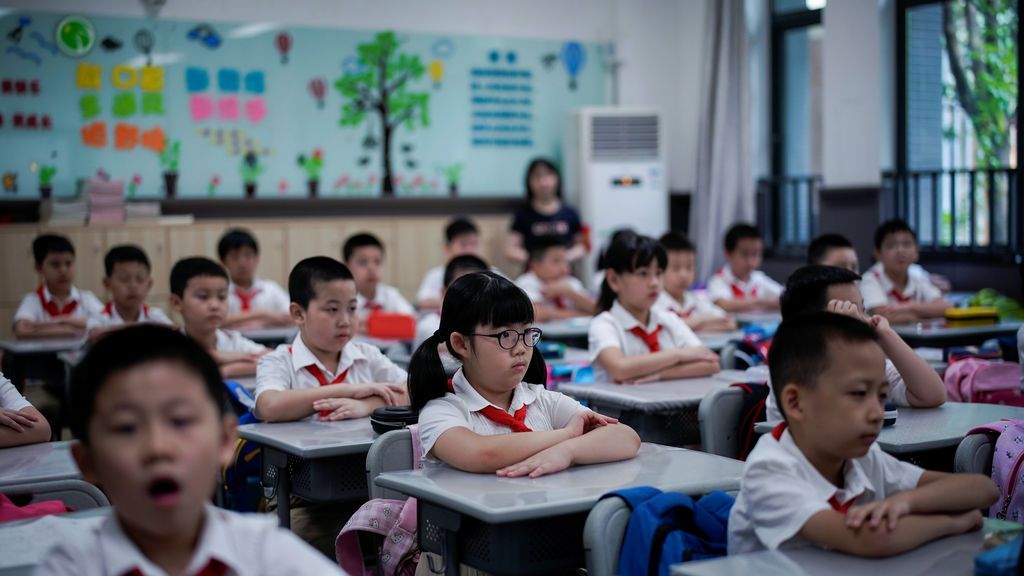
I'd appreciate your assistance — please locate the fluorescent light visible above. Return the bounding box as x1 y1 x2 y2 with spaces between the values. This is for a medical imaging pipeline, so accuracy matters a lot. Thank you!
226 22 280 39
806 0 827 9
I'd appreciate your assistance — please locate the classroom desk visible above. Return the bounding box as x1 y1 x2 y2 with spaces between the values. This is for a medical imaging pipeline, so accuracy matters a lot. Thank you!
892 320 1023 348
732 312 782 327
0 337 84 396
238 418 376 528
698 330 744 352
672 518 1017 576
375 443 744 576
0 441 108 511
238 326 298 347
558 370 749 446
0 508 108 576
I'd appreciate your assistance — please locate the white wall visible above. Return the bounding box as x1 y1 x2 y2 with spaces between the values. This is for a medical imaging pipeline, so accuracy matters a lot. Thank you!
4 0 708 192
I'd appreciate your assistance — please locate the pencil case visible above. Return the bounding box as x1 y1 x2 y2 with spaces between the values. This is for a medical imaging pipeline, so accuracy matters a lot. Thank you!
945 307 999 327
366 312 416 340
370 406 418 435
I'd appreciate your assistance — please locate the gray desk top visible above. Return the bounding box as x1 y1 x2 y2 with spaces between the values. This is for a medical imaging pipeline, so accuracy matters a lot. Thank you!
732 312 782 326
673 527 985 576
756 402 1024 454
237 417 377 458
0 338 85 355
0 441 81 487
558 370 750 411
0 508 108 575
698 331 744 352
238 326 298 345
374 443 744 524
892 320 1023 341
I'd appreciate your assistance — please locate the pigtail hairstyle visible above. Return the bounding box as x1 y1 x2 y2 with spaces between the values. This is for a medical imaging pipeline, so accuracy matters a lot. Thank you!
408 271 548 412
595 233 667 314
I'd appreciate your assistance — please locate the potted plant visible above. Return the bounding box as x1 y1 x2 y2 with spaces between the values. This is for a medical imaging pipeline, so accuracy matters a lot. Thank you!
240 152 264 198
35 163 57 199
441 163 463 197
160 140 180 198
297 148 324 197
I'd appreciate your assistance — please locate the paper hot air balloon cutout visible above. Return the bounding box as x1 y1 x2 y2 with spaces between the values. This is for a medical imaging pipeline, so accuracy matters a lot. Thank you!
308 77 326 109
561 41 585 90
275 32 292 65
428 60 444 89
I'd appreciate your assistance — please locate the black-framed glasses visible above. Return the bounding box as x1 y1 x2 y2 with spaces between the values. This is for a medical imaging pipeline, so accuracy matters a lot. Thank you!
470 328 543 350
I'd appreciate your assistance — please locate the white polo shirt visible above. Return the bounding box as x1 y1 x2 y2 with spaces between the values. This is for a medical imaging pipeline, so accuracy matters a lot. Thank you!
654 290 728 320
859 262 944 311
588 300 704 383
228 278 290 315
0 372 31 412
415 312 441 347
764 358 909 422
706 265 783 303
356 284 415 316
88 302 173 330
13 285 103 325
418 368 587 462
34 504 344 576
515 272 588 310
728 424 924 555
416 266 446 304
214 329 266 354
255 333 407 420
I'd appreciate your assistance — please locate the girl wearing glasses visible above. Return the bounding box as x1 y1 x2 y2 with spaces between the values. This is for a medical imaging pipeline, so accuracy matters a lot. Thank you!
410 271 640 478
589 234 720 384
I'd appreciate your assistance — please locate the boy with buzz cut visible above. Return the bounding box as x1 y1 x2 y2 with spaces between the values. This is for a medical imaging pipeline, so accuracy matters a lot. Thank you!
807 233 860 273
170 257 267 379
656 232 736 333
255 256 408 423
859 219 950 323
88 245 173 337
706 223 783 313
14 233 103 339
729 312 997 557
515 235 595 321
342 232 415 318
217 228 291 330
416 216 483 310
35 325 343 575
763 265 946 422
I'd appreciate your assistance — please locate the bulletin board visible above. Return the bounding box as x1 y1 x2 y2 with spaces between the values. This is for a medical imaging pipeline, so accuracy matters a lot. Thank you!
0 11 607 200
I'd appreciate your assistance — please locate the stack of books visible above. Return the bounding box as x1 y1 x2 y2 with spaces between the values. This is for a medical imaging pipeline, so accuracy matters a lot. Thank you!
86 178 125 225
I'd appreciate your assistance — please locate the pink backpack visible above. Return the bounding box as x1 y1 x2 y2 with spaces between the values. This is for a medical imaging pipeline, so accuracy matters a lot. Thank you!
943 359 1023 405
335 426 422 576
967 419 1024 522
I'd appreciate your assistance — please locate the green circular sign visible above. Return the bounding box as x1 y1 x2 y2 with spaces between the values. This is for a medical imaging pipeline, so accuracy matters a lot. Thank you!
55 15 96 57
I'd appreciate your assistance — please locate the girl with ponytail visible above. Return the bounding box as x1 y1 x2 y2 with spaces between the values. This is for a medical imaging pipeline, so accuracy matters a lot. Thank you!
410 271 639 478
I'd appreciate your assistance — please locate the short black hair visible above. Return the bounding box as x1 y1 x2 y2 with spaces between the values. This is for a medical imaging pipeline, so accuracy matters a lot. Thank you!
343 232 384 262
769 311 880 421
70 325 227 445
33 234 74 265
170 257 229 297
443 254 489 289
217 228 259 261
288 256 355 309
527 235 568 262
658 231 695 254
104 245 151 277
780 265 862 319
807 233 854 265
445 217 479 244
874 219 917 251
724 224 762 253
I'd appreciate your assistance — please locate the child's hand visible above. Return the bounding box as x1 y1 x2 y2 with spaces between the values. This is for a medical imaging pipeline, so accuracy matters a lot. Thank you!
846 492 912 531
827 299 867 322
496 444 574 478
866 314 892 333
951 509 984 533
347 382 405 406
59 316 88 330
564 410 618 437
315 398 374 421
678 347 720 364
0 408 38 433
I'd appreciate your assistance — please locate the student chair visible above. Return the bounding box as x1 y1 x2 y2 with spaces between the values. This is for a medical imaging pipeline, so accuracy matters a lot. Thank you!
365 428 414 500
2 479 110 511
954 432 997 476
582 496 632 576
698 386 747 460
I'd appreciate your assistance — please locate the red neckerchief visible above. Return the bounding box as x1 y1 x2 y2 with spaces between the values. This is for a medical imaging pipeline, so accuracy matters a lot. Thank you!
290 346 349 418
628 324 663 352
874 270 913 303
126 558 228 576
103 301 150 319
234 286 262 312
36 285 77 317
772 422 855 514
447 378 532 432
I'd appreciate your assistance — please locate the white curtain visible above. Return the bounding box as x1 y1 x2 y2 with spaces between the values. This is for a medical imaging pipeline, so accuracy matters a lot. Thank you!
691 0 755 282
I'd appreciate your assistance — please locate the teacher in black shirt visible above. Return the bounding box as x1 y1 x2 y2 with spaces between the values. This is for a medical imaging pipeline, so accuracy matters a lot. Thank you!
505 158 585 265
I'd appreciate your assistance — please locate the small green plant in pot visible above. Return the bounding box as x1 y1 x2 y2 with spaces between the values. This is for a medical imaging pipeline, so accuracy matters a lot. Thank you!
240 152 265 198
297 148 324 197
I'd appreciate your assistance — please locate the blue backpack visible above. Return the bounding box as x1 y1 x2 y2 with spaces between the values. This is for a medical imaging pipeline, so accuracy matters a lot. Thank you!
607 487 733 576
220 381 262 511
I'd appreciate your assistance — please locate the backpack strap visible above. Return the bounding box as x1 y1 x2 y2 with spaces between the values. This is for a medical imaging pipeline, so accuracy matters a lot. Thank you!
409 424 422 471
601 486 662 510
968 418 1021 436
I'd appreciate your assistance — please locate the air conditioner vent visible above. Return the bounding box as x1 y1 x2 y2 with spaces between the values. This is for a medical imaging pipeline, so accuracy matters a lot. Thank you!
590 115 659 160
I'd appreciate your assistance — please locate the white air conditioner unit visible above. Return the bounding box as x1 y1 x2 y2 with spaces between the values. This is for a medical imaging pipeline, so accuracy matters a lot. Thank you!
564 107 667 289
